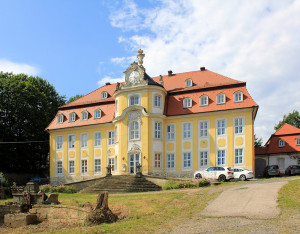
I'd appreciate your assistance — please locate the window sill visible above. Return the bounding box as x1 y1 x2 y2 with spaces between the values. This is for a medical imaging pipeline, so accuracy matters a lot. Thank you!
234 100 243 103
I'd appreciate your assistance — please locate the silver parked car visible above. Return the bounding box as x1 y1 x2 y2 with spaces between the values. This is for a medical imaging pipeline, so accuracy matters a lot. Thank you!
194 166 234 182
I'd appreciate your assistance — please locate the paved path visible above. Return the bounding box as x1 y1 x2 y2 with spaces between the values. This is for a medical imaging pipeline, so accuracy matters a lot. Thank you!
201 180 288 219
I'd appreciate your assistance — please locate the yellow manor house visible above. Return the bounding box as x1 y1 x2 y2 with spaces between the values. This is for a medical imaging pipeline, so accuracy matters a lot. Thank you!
46 50 258 185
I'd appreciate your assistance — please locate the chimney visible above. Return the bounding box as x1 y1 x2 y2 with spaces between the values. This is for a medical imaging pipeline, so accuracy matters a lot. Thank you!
200 67 206 71
168 70 173 77
105 82 111 85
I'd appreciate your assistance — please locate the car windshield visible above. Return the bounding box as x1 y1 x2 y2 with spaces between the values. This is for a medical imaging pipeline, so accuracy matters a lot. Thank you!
227 167 232 171
269 165 279 169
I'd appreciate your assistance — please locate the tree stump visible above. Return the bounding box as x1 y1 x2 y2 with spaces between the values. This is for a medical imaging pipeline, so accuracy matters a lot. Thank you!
94 192 109 211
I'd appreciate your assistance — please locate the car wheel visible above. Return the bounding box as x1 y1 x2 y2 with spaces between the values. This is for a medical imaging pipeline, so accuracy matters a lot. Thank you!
195 173 202 179
218 174 226 182
239 174 246 181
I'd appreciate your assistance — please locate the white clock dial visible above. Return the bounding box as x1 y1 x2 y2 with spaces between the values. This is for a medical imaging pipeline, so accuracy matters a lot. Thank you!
129 71 140 83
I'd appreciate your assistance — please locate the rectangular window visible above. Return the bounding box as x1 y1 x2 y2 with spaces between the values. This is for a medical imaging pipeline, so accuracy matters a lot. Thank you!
234 118 243 134
94 132 102 147
217 120 226 136
81 160 87 174
154 95 161 107
200 121 208 137
278 140 285 147
108 131 115 145
217 150 225 165
68 135 75 148
69 161 75 174
95 159 101 173
81 133 88 148
183 152 191 168
155 122 161 139
235 148 243 164
130 96 139 105
154 153 161 168
57 161 62 174
56 136 63 150
167 125 175 140
115 100 118 113
109 158 115 172
200 151 208 167
183 123 192 139
296 138 300 146
167 153 175 169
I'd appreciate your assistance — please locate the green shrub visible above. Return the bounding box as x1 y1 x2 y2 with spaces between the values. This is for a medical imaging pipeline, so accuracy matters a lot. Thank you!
162 180 198 190
40 184 76 193
196 178 211 187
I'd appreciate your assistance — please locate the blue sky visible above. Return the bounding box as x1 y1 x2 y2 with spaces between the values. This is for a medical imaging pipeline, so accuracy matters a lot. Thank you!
1 0 300 142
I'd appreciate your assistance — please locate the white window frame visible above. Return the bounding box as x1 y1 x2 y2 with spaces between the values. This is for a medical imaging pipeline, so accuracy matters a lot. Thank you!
129 121 140 140
108 131 115 145
167 124 175 141
167 153 175 170
200 151 208 167
56 135 63 150
154 152 162 168
183 152 192 169
217 150 226 166
68 134 75 149
296 138 300 146
278 139 285 147
94 131 102 147
108 157 116 172
154 95 162 107
183 97 192 108
216 93 225 104
94 109 102 119
57 161 63 175
154 122 162 139
81 159 88 174
200 95 208 106
69 160 75 174
234 117 244 134
129 95 140 106
81 111 88 121
199 121 208 137
80 133 88 148
69 112 76 122
94 159 101 174
57 114 64 124
217 119 226 136
185 79 193 87
183 122 192 139
101 92 108 99
234 148 244 165
234 91 243 102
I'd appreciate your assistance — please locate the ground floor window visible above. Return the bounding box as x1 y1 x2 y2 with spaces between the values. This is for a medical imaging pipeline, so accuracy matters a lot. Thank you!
234 148 243 164
69 161 75 174
154 153 161 168
95 159 101 173
108 157 115 172
57 161 62 175
183 152 191 168
200 151 208 167
81 160 87 174
167 153 175 169
217 150 225 165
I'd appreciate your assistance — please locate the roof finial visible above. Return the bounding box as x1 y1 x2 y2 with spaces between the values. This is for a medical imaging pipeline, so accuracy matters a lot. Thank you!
137 49 145 66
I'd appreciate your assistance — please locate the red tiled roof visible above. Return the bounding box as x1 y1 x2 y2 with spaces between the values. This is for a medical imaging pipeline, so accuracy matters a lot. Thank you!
46 69 258 130
273 123 300 136
255 147 268 155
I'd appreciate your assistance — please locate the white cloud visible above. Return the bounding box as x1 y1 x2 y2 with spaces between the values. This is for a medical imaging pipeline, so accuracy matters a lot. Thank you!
97 75 124 87
0 59 39 76
108 0 300 143
111 56 136 68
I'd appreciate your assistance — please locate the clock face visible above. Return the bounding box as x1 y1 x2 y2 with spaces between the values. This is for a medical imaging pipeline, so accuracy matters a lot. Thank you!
129 71 140 83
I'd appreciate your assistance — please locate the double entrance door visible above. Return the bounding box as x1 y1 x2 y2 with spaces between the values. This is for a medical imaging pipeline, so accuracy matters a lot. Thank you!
129 153 140 174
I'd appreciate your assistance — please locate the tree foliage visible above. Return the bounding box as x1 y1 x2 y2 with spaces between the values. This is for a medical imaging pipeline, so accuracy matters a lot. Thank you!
0 72 66 174
274 110 300 130
254 134 263 147
67 94 84 104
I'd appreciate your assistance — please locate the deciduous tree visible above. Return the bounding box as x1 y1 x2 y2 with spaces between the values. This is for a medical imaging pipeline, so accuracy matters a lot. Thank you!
274 110 300 130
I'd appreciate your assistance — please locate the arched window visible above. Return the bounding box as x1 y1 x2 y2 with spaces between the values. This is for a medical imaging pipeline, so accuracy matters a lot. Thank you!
94 109 101 119
234 91 243 102
200 95 208 106
81 111 89 120
183 97 192 108
185 79 193 87
57 114 64 123
216 93 225 104
130 121 140 140
154 95 161 107
69 112 76 122
101 92 108 99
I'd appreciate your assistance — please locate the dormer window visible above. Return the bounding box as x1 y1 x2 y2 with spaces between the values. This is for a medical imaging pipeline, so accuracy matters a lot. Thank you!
57 114 64 123
94 109 101 119
81 111 88 121
101 92 108 99
185 79 193 87
200 95 208 106
130 95 139 106
234 91 243 102
69 112 76 122
183 97 192 108
217 93 225 104
278 139 285 147
296 138 300 146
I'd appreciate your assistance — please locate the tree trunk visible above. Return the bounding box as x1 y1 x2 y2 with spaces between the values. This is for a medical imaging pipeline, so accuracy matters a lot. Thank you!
94 192 108 211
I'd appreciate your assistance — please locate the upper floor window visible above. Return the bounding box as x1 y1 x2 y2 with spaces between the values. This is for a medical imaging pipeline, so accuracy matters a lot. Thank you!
101 92 108 99
234 118 244 134
94 132 102 147
81 111 88 120
57 114 64 124
183 97 192 108
154 95 161 107
69 112 76 122
234 91 243 102
200 121 208 137
68 135 75 148
154 122 161 139
217 119 226 136
185 79 193 87
296 138 300 146
81 133 88 148
217 93 225 104
94 109 101 119
183 123 192 139
108 131 115 145
56 136 63 150
200 95 208 106
278 139 285 147
167 125 175 140
115 100 118 113
130 121 140 140
130 95 139 106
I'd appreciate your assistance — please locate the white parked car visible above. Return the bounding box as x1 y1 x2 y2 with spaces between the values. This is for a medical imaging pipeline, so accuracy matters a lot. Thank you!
233 168 254 181
194 166 234 182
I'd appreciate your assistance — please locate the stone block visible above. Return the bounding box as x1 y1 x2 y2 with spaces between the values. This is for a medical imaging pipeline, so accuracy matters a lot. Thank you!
4 213 37 227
